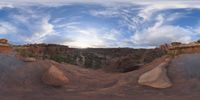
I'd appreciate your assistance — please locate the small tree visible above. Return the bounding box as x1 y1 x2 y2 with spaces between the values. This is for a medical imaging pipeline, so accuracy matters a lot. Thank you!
197 39 200 43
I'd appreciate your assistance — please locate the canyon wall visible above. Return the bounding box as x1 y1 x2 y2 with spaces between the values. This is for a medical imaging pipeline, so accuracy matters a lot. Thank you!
0 45 12 53
166 43 200 56
0 39 12 53
15 44 165 72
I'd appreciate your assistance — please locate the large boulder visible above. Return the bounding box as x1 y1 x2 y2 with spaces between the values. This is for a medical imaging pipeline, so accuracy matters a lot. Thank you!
42 65 69 86
138 58 172 88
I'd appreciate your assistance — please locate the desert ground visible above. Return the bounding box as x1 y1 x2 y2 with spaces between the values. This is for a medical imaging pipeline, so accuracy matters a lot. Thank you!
1 51 200 100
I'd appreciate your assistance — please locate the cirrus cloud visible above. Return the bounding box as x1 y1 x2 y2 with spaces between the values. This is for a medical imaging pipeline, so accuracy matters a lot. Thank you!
0 0 200 48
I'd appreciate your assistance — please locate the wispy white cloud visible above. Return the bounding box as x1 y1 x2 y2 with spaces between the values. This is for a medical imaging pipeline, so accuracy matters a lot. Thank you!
1 0 200 48
6 7 56 43
25 17 55 43
131 14 194 47
137 1 200 21
0 0 200 8
89 5 143 32
0 2 14 9
0 22 17 34
62 27 122 48
88 1 200 47
132 25 193 46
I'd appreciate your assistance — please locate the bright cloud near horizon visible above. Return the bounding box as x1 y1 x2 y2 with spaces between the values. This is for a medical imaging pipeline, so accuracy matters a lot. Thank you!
0 0 200 48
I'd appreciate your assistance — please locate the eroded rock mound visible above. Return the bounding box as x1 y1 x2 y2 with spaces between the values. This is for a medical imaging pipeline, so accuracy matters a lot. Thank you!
42 65 69 86
138 58 172 88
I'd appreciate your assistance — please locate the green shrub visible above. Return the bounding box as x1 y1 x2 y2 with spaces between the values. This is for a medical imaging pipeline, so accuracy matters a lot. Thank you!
50 55 66 63
197 39 200 43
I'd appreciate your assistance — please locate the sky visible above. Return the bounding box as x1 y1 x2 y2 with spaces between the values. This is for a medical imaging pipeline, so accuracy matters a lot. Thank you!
0 0 200 48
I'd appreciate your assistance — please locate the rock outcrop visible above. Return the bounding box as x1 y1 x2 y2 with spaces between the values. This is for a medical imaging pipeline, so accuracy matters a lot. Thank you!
42 65 69 86
0 39 12 53
160 40 200 56
138 58 172 88
0 39 8 44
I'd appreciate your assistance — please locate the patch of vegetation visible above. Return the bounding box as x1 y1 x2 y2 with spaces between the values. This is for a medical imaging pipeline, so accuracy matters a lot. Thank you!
50 55 66 63
16 48 36 57
197 39 200 43
83 53 103 69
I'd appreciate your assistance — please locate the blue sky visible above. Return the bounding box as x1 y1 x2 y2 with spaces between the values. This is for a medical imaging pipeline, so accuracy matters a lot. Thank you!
0 0 200 48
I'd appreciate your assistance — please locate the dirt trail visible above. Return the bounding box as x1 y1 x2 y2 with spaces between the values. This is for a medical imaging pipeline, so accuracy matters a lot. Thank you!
1 54 200 100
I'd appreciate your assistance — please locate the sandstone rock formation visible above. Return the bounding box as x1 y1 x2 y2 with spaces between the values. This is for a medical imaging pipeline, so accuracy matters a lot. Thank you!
0 39 12 53
0 45 12 53
160 40 200 56
42 65 69 86
0 39 8 44
138 58 172 88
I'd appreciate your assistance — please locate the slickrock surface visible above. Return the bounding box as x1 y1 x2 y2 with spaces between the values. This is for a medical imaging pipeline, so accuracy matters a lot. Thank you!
138 58 172 88
0 53 200 100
